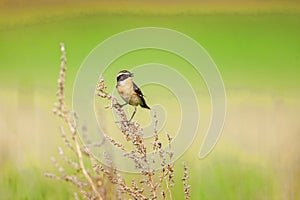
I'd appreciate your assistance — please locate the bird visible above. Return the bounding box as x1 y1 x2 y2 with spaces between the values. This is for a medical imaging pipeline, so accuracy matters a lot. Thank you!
116 70 150 121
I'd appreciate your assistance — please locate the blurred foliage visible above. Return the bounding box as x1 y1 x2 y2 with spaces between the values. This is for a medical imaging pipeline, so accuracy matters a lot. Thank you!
0 1 299 199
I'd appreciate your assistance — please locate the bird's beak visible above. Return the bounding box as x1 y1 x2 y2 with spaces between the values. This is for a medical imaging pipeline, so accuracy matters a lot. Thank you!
130 73 134 77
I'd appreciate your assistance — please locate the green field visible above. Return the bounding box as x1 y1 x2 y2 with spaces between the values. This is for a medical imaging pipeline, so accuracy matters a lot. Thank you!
0 1 300 199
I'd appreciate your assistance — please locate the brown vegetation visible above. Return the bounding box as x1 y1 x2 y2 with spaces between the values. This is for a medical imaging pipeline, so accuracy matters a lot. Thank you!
45 43 190 200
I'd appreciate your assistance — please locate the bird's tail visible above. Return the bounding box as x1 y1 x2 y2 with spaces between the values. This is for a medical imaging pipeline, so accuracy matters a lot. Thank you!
140 97 150 109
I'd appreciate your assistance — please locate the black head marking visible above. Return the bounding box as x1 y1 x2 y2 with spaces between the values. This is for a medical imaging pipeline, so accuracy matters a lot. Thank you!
117 70 133 81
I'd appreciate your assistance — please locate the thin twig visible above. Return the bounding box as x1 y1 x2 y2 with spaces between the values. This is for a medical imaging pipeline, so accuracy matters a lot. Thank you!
74 136 103 200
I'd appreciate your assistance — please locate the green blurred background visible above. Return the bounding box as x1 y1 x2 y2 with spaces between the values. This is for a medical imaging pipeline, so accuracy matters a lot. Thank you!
0 0 300 199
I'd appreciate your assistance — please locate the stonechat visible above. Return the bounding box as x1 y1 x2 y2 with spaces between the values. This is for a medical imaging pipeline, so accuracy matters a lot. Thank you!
116 70 150 121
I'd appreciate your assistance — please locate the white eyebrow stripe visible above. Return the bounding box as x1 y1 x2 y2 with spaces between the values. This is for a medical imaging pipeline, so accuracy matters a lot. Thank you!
118 72 130 77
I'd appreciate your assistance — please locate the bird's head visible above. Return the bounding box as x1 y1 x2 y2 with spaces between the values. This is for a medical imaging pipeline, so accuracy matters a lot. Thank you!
117 70 134 82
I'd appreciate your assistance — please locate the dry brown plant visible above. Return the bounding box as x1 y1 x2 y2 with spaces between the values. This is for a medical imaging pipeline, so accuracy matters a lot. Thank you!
46 43 191 200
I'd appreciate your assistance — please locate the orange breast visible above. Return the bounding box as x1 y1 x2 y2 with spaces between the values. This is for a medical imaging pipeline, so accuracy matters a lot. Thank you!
117 79 134 103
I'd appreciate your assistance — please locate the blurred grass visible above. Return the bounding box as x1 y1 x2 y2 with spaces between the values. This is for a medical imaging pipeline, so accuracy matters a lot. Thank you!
0 1 300 199
1 0 300 30
1 14 299 91
0 162 74 199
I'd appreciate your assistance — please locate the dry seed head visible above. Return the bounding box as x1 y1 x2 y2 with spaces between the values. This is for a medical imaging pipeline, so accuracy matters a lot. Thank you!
48 43 192 200
182 162 191 200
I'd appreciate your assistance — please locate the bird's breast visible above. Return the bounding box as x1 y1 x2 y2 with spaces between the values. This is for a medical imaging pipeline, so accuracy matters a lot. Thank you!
117 79 134 103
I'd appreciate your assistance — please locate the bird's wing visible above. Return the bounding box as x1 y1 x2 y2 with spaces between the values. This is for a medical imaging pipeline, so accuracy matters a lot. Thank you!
133 82 144 97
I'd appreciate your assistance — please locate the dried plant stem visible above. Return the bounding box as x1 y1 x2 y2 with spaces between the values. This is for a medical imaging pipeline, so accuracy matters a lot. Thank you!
48 42 191 200
52 43 103 200
74 136 103 200
166 181 173 200
148 169 157 200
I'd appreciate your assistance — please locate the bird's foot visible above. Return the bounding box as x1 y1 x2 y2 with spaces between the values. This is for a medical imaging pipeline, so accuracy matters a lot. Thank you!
119 103 128 108
115 120 133 124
